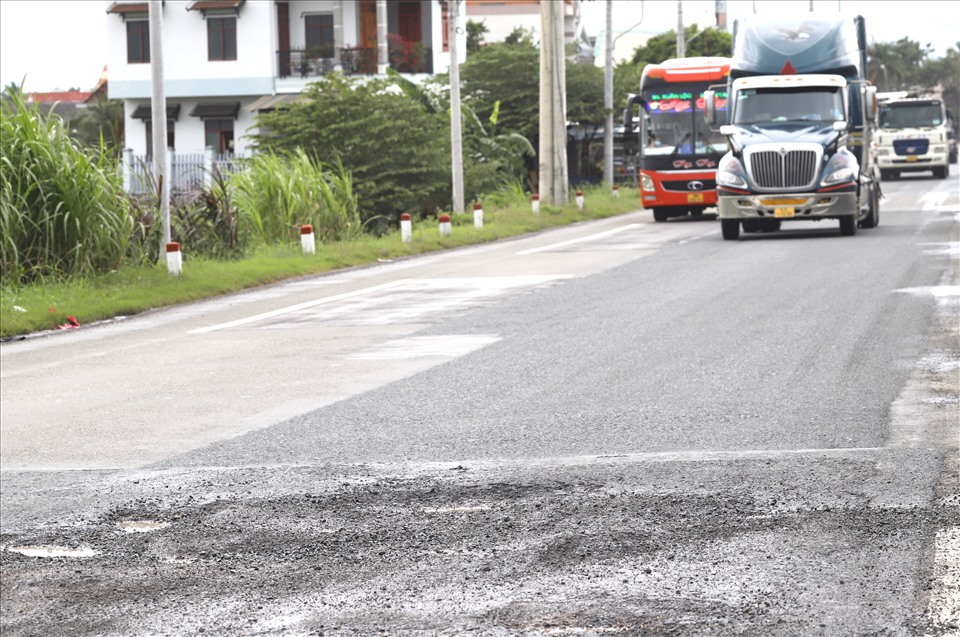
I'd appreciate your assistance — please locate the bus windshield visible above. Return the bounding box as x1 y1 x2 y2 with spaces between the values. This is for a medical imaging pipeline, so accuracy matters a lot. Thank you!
641 82 728 157
733 86 844 125
879 102 944 129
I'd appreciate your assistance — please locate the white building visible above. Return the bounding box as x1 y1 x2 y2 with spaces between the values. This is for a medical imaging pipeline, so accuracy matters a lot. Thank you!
106 0 466 157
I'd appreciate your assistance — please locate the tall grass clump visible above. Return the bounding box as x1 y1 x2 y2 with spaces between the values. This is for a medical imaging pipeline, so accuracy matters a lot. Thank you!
231 149 360 245
0 87 134 285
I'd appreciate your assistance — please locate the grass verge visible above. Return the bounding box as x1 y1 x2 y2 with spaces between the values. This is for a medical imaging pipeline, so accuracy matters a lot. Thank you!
1 188 640 338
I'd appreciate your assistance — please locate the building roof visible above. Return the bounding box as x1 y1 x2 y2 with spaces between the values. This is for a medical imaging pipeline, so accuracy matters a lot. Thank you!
189 102 241 119
27 91 93 104
186 0 245 11
106 2 149 14
131 103 182 120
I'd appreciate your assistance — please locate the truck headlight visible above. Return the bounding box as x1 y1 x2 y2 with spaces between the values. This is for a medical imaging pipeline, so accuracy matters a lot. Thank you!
717 155 747 189
640 172 655 192
932 145 946 154
821 150 859 186
876 148 890 156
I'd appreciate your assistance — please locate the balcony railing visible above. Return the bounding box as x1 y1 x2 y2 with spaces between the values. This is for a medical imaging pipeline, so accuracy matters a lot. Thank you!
277 44 433 79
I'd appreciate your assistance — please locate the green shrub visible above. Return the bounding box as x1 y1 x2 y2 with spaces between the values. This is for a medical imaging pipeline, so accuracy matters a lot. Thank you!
0 88 134 285
230 149 360 245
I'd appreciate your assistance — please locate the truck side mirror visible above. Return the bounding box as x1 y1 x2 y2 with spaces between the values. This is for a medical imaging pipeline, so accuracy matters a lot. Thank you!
833 120 849 131
623 93 640 132
864 86 877 123
704 90 718 128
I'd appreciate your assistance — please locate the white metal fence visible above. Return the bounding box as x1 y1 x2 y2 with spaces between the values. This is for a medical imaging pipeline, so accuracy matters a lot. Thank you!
122 148 247 195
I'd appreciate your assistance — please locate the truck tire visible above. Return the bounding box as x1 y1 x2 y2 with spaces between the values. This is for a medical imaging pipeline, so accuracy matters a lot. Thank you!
934 166 948 179
721 219 740 240
652 208 669 222
860 186 880 229
839 215 857 236
742 219 760 233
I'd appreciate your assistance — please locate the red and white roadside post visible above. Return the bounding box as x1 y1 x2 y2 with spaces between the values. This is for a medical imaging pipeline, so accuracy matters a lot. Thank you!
166 241 182 276
612 185 620 199
576 190 584 210
531 194 540 214
400 213 412 242
473 202 483 228
300 224 315 255
439 213 452 237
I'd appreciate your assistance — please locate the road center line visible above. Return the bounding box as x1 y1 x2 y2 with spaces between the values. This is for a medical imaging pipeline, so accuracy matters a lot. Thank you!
516 224 642 255
188 280 410 334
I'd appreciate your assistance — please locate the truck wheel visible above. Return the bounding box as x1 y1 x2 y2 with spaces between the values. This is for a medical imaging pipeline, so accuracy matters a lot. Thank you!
652 208 669 222
860 186 879 229
839 215 857 236
934 166 948 179
742 219 760 233
721 219 740 240
880 170 892 180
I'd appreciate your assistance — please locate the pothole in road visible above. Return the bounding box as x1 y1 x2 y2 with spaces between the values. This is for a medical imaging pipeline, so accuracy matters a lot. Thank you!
3 545 97 558
116 520 170 533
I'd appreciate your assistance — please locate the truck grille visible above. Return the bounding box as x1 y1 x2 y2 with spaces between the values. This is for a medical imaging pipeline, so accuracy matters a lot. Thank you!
893 139 929 156
747 149 819 189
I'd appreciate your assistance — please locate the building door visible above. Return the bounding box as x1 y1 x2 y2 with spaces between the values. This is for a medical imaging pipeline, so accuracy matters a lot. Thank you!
398 1 421 43
277 2 291 76
359 0 377 73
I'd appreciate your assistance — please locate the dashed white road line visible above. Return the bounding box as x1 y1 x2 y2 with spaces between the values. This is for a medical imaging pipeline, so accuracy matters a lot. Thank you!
516 224 642 255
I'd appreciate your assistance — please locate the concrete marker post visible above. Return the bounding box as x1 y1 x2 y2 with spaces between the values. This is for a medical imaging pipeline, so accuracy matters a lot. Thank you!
612 185 620 199
531 194 540 214
166 242 182 276
473 202 483 228
576 190 584 210
300 224 315 255
439 213 452 237
400 213 412 242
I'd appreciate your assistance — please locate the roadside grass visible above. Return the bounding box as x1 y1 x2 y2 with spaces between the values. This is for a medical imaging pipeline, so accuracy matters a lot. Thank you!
0 187 640 338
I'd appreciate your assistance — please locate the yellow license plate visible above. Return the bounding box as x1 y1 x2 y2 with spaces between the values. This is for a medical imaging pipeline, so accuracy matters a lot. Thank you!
760 198 807 206
774 207 796 218
906 156 918 162
687 193 705 203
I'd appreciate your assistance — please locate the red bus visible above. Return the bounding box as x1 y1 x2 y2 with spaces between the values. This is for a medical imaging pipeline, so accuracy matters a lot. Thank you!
624 57 730 221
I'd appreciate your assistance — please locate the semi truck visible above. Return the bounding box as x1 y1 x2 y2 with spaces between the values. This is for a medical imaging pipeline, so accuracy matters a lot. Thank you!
876 93 953 179
704 14 880 240
622 57 731 222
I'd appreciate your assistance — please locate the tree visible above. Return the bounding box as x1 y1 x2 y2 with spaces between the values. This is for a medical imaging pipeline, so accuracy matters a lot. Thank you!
70 95 124 157
250 74 451 228
630 24 732 67
466 20 488 53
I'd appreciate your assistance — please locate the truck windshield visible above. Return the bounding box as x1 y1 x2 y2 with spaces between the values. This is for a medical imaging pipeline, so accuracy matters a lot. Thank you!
641 83 728 157
734 86 844 125
879 102 944 128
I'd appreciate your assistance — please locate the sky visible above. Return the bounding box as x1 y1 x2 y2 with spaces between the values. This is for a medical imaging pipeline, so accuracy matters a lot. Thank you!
1 0 958 92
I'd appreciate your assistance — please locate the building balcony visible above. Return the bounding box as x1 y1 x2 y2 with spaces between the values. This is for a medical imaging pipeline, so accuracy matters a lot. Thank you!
277 41 433 80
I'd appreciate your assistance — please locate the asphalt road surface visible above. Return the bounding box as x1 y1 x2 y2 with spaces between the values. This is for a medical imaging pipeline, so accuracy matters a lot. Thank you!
2 169 958 636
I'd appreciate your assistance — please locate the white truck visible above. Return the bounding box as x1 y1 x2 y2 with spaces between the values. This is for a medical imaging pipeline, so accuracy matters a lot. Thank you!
875 94 952 180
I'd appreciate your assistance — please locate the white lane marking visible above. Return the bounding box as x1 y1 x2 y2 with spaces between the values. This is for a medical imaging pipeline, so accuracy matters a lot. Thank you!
516 224 642 255
920 191 950 211
347 335 501 360
188 280 409 334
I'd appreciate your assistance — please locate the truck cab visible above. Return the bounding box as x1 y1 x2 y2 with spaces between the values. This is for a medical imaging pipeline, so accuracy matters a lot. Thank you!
704 14 880 240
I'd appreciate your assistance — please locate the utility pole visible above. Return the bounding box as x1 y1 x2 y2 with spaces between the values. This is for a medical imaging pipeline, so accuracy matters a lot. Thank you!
448 0 464 214
149 0 170 251
538 0 568 205
676 1 685 58
603 3 644 189
603 0 614 186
